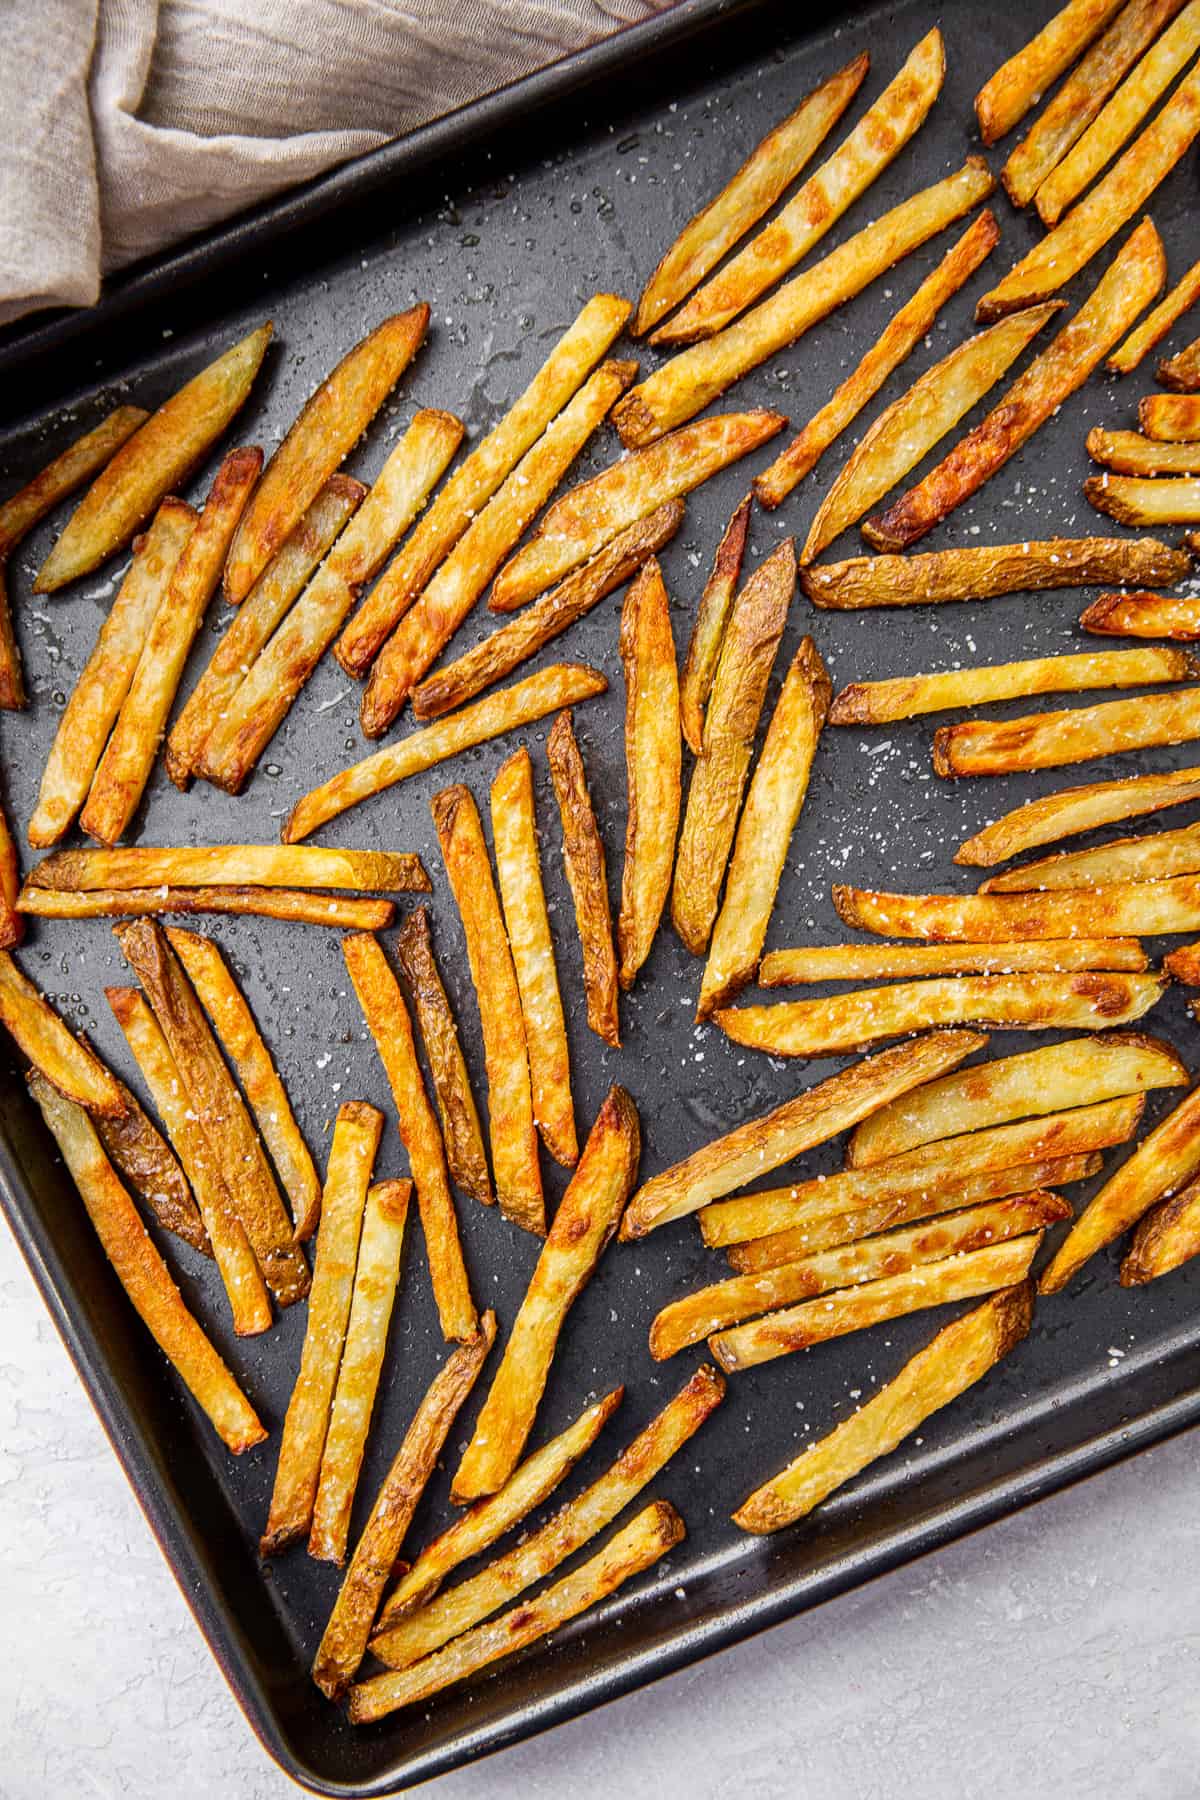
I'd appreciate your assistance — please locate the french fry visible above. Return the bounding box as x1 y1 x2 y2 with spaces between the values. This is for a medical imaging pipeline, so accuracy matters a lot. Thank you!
618 559 681 990
1165 941 1200 980
115 919 310 1305
28 844 426 894
162 476 365 782
760 941 1149 983
94 1075 209 1257
1159 335 1200 390
341 933 476 1341
1084 589 1200 638
29 1073 266 1454
754 211 1001 511
975 0 1126 143
0 952 126 1117
18 885 395 932
395 908 492 1209
1041 1080 1200 1290
632 52 870 337
223 308 428 603
452 1087 639 1504
709 1233 1042 1371
679 496 751 752
547 711 621 1047
933 686 1200 777
619 1029 985 1240
490 748 578 1169
732 1284 1033 1533
0 791 21 948
698 637 830 1017
611 159 995 448
312 1311 496 1699
1122 1167 1200 1279
802 303 1061 562
196 409 462 790
847 1031 1185 1167
672 540 794 957
981 819 1200 891
833 874 1200 939
309 1179 410 1565
1141 392 1200 437
1087 472 1200 524
411 501 684 722
655 31 946 344
1036 1 1200 222
34 325 271 593
28 499 197 847
79 448 261 844
1109 254 1200 371
282 662 607 843
803 533 1190 609
488 411 784 614
1086 428 1200 474
956 763 1200 866
106 986 271 1335
431 785 543 1233
369 1363 723 1673
867 221 1166 549
261 1101 381 1556
830 644 1199 724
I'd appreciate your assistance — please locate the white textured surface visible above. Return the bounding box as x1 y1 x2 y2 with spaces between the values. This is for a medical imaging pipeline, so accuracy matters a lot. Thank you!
2 1218 1197 1799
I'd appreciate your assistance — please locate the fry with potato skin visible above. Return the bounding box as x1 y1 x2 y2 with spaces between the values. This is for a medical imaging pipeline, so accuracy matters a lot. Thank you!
1141 392 1200 438
933 687 1200 778
0 952 126 1117
679 496 750 753
618 559 681 991
760 941 1149 983
803 534 1191 610
18 885 395 932
833 874 1200 940
395 908 492 1210
94 1074 209 1256
980 820 1200 892
28 844 427 894
1121 1168 1200 1281
1158 336 1200 391
548 711 620 1048
1085 429 1200 474
452 1087 639 1505
831 645 1199 725
975 0 1125 143
956 763 1200 866
1109 254 1200 372
1086 472 1200 524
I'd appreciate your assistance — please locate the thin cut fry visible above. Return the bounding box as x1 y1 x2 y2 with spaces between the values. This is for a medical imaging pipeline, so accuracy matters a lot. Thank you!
980 819 1200 891
867 221 1167 549
261 1101 381 1556
632 52 870 337
18 885 395 932
491 748 578 1169
283 662 607 843
94 1073 209 1256
34 325 271 593
831 644 1198 723
618 559 681 990
1122 1167 1200 1280
619 1029 985 1240
547 711 620 1047
672 541 794 957
0 951 126 1116
698 637 830 1017
1141 392 1200 437
309 1178 410 1565
1086 428 1200 473
452 1086 639 1504
29 1073 265 1454
833 874 1200 939
932 687 1200 777
0 792 21 947
956 763 1200 865
1092 590 1200 640
679 496 751 752
733 1284 1033 1533
975 0 1125 142
432 784 543 1233
1164 941 1200 980
1087 472 1200 524
803 533 1190 609
612 160 995 448
1159 335 1200 390
342 932 476 1341
760 941 1148 983
312 1311 496 1699
29 844 426 894
1110 254 1200 371
395 908 492 1209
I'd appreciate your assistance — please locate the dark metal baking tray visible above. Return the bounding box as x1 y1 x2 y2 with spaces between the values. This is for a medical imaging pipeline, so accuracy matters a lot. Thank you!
2 0 1199 1790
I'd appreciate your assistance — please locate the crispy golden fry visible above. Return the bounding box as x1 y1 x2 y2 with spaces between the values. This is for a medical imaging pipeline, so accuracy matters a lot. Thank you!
1141 392 1200 437
490 749 578 1169
976 0 1125 142
834 874 1200 939
672 541 794 957
698 638 829 1018
547 711 621 1047
761 941 1148 983
1083 588 1200 638
632 53 869 336
618 559 681 990
115 919 309 1305
395 909 492 1209
1042 1081 1200 1290
283 662 607 843
452 1087 639 1504
0 569 19 711
848 1031 1184 1167
831 644 1198 725
1122 1167 1200 1279
489 411 783 614
867 222 1166 549
981 819 1200 891
1165 941 1200 980
1087 472 1200 524
34 326 271 593
620 1029 984 1240
432 784 543 1233
310 1179 410 1565
933 686 1200 777
1110 255 1200 372
341 933 476 1340
655 31 945 344
261 1102 381 1555
18 885 394 931
0 792 21 948
957 763 1200 865
369 1363 723 1672
0 951 126 1116
412 501 684 722
1086 428 1200 474
804 534 1189 610
733 1283 1033 1533
94 1074 209 1256
679 496 751 752
805 303 1062 562
335 294 630 676
612 160 995 448
107 986 270 1334
1159 335 1200 390
376 1387 623 1628
755 213 1000 512
312 1311 496 1699
29 1073 266 1453
29 844 425 894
